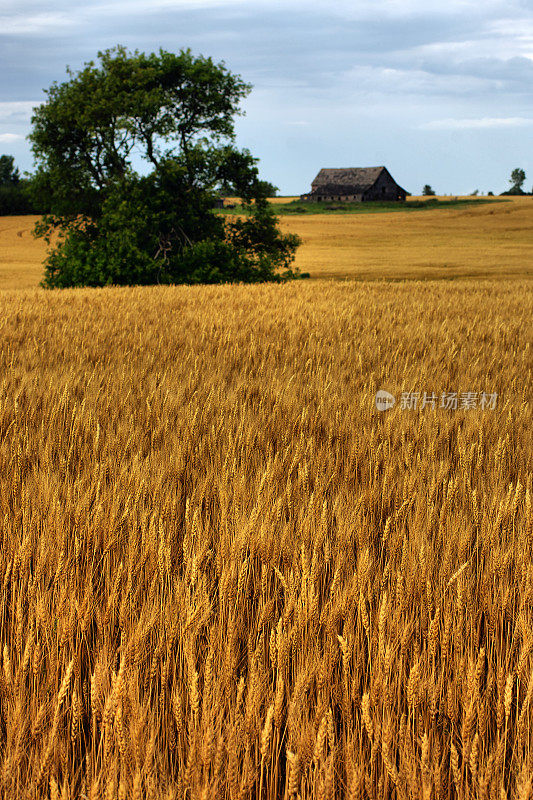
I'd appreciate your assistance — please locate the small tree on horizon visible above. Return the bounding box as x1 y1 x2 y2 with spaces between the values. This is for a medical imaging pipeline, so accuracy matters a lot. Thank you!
422 184 436 196
509 168 526 193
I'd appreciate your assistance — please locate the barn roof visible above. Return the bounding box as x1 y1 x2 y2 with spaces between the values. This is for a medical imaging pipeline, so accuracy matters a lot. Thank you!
312 166 387 191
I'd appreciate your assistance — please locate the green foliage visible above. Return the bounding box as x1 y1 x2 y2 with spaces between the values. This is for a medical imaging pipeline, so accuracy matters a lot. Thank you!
259 180 278 197
29 46 301 287
422 184 436 196
0 182 36 215
509 168 526 192
500 168 530 196
265 198 501 216
500 187 527 196
37 162 301 288
0 155 20 185
0 155 40 215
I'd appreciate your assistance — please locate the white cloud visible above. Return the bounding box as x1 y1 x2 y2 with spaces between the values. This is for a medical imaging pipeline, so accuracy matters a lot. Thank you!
0 12 73 34
335 65 491 100
420 116 533 129
0 101 40 122
91 0 247 14
315 0 515 20
488 17 533 42
45 0 520 24
0 100 42 120
0 133 23 142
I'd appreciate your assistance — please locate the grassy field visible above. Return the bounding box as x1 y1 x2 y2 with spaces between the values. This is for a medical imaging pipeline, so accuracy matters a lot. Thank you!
278 196 533 280
228 198 502 216
1 197 531 288
0 203 532 797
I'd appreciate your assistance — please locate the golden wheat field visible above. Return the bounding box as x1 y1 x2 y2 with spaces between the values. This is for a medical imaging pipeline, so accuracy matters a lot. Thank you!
1 197 532 288
0 271 532 798
279 197 533 280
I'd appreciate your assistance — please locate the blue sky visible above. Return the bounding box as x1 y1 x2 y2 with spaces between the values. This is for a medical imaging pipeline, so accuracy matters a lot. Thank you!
1 0 532 195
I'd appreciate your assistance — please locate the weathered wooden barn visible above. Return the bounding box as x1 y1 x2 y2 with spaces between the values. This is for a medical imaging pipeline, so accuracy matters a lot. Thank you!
300 166 407 202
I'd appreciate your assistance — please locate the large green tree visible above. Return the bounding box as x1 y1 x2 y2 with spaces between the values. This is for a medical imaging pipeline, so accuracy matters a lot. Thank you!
29 46 300 287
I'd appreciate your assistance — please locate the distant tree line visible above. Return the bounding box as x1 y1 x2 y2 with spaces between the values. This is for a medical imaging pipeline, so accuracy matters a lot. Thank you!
421 169 531 198
0 155 40 214
0 152 279 217
3 148 531 222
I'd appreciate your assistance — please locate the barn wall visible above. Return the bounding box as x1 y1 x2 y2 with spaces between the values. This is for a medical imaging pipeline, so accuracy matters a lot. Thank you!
367 170 405 201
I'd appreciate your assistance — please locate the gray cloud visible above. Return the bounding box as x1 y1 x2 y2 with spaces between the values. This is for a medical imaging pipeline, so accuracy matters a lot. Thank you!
0 0 531 193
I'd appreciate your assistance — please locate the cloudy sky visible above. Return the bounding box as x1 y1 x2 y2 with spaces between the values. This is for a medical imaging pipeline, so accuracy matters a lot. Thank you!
1 0 532 195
